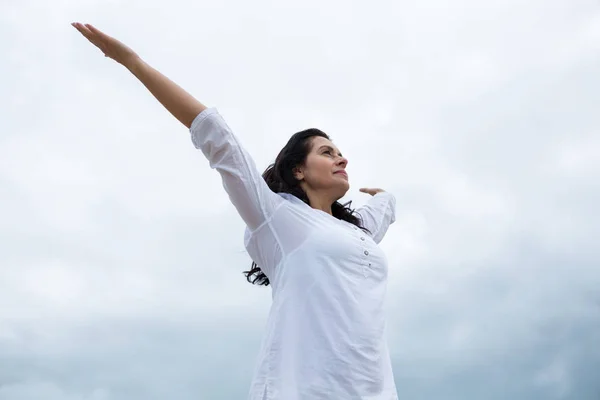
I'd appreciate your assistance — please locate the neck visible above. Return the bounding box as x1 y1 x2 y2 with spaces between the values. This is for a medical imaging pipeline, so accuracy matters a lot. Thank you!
305 192 336 215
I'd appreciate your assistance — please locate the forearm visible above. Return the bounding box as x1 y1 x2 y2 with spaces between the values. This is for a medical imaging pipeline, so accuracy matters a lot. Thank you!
125 57 206 128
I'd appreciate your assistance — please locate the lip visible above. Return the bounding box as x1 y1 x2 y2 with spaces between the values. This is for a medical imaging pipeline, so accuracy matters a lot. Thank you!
334 171 348 177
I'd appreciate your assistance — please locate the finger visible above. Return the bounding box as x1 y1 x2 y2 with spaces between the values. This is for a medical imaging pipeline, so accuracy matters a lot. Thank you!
359 188 382 196
85 24 112 41
84 24 121 55
72 23 95 41
72 22 88 33
73 23 100 45
71 22 86 35
73 23 107 53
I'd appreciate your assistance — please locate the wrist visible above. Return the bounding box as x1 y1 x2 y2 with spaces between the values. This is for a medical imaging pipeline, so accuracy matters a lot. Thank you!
123 54 143 73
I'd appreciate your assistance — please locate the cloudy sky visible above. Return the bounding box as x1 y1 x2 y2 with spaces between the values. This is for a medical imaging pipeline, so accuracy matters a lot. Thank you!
1 0 599 399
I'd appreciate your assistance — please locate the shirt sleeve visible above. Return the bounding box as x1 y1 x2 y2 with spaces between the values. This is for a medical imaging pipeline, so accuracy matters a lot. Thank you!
355 191 397 244
189 108 284 232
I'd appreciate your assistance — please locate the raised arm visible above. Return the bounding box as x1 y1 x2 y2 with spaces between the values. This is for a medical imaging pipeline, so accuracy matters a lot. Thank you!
72 22 205 128
71 23 284 233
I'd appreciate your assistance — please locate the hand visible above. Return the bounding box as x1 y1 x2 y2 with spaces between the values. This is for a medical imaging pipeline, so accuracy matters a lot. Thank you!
71 22 140 68
359 188 385 196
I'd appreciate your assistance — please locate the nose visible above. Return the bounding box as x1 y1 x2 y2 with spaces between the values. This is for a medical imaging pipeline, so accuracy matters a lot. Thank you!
337 156 348 168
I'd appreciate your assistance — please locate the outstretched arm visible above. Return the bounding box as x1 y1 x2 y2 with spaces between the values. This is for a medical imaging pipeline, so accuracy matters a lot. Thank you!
72 22 205 128
72 22 286 243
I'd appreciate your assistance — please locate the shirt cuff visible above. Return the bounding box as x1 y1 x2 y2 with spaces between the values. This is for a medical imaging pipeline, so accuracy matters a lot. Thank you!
190 107 219 132
189 107 219 149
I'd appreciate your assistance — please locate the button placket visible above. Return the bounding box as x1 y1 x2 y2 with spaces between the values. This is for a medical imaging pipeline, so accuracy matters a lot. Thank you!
352 225 372 278
362 242 369 276
362 234 370 277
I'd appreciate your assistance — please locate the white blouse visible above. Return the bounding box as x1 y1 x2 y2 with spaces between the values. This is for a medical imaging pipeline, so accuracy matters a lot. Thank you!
190 108 398 400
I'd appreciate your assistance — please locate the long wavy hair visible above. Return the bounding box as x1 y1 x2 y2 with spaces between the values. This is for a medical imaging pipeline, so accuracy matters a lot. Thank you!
243 128 371 286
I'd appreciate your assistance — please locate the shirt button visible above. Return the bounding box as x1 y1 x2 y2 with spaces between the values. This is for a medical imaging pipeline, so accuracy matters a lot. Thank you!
369 263 372 267
364 250 369 256
360 237 365 241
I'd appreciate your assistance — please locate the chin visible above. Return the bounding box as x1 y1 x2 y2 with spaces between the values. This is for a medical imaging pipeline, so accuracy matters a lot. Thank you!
336 183 350 197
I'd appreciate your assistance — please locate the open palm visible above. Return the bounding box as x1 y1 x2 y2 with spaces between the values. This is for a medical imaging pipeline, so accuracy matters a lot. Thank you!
71 22 138 66
359 188 385 196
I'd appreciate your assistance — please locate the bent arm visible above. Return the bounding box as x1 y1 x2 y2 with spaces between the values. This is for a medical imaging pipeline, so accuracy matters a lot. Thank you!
125 57 206 128
356 191 397 244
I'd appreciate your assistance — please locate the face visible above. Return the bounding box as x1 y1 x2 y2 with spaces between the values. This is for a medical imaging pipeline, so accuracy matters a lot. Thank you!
293 136 349 201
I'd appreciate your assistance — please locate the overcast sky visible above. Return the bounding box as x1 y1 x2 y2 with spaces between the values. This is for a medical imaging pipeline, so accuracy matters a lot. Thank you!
1 0 599 399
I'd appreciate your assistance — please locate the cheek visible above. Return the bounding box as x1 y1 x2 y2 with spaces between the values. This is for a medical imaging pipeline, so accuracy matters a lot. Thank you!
309 159 333 178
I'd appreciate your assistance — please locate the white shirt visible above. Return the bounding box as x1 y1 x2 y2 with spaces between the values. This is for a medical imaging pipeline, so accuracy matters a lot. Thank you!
190 108 398 400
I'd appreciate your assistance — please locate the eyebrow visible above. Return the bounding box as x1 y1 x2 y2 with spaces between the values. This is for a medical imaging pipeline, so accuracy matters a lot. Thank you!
318 145 343 157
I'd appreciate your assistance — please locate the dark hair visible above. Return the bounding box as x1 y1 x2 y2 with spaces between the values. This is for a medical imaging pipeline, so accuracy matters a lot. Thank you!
243 128 371 286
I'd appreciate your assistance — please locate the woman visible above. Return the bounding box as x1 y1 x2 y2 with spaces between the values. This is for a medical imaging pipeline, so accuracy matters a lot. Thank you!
72 23 398 400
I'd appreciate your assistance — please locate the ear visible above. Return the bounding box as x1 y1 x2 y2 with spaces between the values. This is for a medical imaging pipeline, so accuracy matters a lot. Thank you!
293 166 304 181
